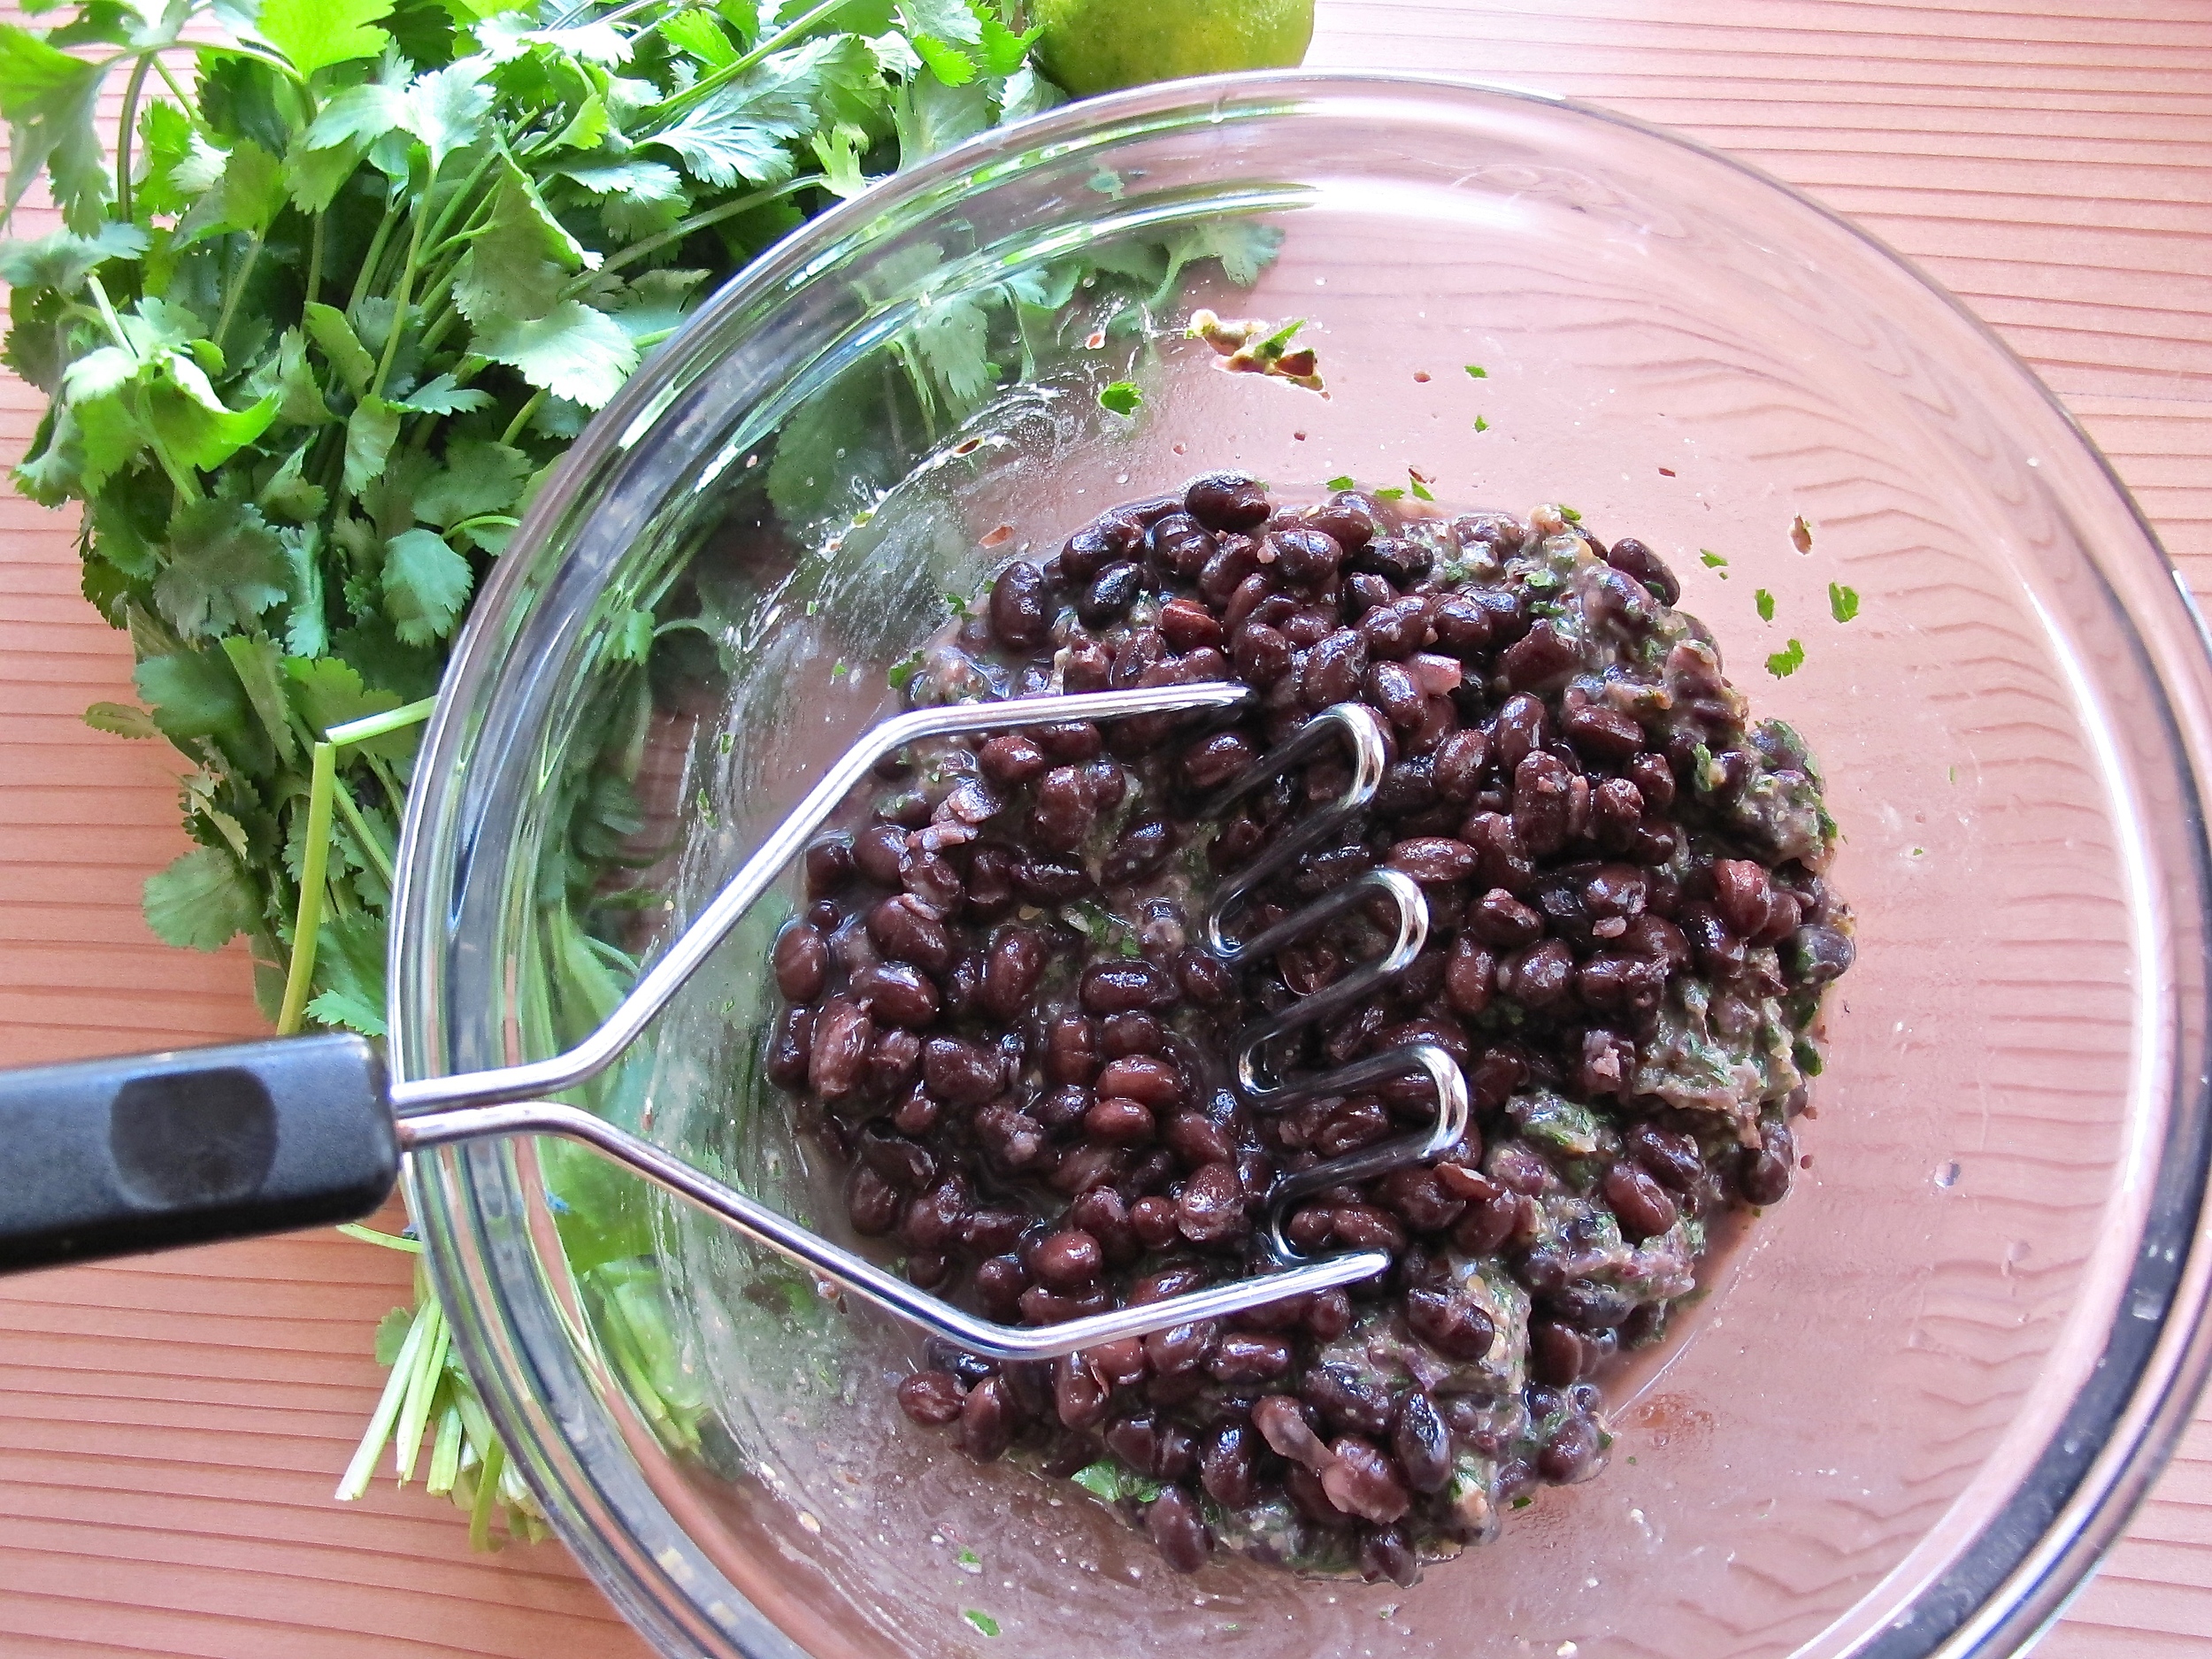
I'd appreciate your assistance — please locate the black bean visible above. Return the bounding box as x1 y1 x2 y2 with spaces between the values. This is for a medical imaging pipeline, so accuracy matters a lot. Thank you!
1307 493 1380 551
1183 730 1257 791
1538 1415 1603 1484
765 1004 814 1088
1604 1161 1680 1240
848 1163 902 1235
1430 595 1493 657
897 1369 965 1425
1054 1353 1111 1429
1302 1364 1394 1435
1347 534 1432 587
1267 527 1341 588
1712 857 1775 937
1208 1332 1293 1383
1303 628 1369 708
1393 1391 1452 1494
1144 1319 1217 1378
803 834 853 898
1178 1161 1246 1243
959 1376 1014 1461
1200 1421 1260 1508
1032 1228 1102 1291
1386 834 1479 886
1147 1486 1211 1573
806 998 872 1096
1084 1097 1156 1145
1367 659 1425 728
1077 560 1144 628
979 924 1046 1020
1788 923 1855 986
1232 620 1294 686
988 559 1051 648
1405 1286 1495 1362
1360 1525 1420 1588
922 1035 1001 1104
1741 1120 1795 1206
867 895 952 976
1186 472 1271 531
1093 1055 1182 1110
1604 534 1678 604
975 1104 1048 1171
1563 700 1646 762
978 733 1048 787
1321 1436 1409 1524
1502 618 1578 689
847 961 936 1029
1627 1122 1703 1192
1079 958 1177 1014
1512 751 1573 857
1029 765 1098 852
852 822 910 889
1149 511 1218 579
1156 594 1221 650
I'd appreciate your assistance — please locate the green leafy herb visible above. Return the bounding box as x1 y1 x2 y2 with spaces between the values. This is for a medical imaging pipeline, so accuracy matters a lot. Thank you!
1472 414 1488 432
1557 503 1582 523
1409 472 1433 502
1766 638 1806 678
1829 581 1859 622
1098 380 1141 416
1463 364 1486 379
1755 588 1775 622
1325 473 1355 490
1700 549 1727 568
962 1610 1002 1638
1373 487 1405 501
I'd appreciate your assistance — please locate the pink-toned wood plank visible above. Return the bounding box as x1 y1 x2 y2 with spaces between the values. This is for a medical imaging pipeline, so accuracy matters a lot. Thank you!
0 0 2205 1654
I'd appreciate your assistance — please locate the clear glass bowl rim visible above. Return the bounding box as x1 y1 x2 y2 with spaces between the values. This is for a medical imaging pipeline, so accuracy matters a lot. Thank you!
388 69 2212 1659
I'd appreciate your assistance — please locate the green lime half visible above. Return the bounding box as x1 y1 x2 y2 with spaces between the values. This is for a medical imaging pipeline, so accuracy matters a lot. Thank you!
1033 0 1316 96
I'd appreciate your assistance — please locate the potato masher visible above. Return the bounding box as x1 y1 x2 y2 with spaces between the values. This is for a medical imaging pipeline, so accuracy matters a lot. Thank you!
0 684 1465 1363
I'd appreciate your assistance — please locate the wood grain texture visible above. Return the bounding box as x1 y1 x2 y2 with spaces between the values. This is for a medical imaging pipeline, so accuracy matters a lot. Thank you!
0 0 2205 1653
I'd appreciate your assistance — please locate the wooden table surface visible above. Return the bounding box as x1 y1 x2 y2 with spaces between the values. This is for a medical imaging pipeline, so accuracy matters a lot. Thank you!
0 1 2206 1653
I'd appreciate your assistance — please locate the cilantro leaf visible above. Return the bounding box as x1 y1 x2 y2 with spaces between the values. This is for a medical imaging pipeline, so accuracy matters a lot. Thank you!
415 439 530 526
256 0 395 77
1829 581 1858 622
649 64 813 187
84 700 159 739
1755 587 1775 622
470 300 640 408
1463 363 1486 378
1098 380 1140 417
1473 414 1488 432
1766 638 1805 678
0 220 145 291
392 373 491 416
1700 549 1726 568
308 910 388 1034
404 61 494 174
1325 475 1355 491
961 1610 1000 1638
343 395 401 495
0 23 109 231
304 301 378 396
143 843 257 950
153 497 289 638
381 527 473 645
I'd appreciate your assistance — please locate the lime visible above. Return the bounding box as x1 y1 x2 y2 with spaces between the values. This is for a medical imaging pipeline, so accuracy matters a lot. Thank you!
1033 0 1315 96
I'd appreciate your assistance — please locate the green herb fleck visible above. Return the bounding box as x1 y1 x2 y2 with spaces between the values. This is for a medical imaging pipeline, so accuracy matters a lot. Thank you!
1473 414 1489 432
1829 581 1860 623
1510 1494 1532 1509
1558 504 1582 523
830 659 849 680
888 653 926 693
944 592 971 618
1099 381 1142 418
1948 764 1957 784
1755 588 1776 622
716 732 733 757
1409 475 1435 503
1325 474 1356 491
1765 638 1805 678
1910 846 1925 856
1071 1462 1121 1502
962 1610 1001 1638
956 1546 981 1571
1701 549 1727 568
1374 487 1406 502
1626 1455 1639 1465
1464 365 1488 379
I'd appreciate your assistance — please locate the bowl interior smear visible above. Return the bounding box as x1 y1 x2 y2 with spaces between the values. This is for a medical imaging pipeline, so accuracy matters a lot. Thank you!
433 85 2182 1659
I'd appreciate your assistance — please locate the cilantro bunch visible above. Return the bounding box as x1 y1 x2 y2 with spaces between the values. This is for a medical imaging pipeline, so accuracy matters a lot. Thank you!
0 0 1064 1538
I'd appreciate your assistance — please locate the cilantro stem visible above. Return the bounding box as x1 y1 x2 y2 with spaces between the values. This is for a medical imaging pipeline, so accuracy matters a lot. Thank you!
468 1434 507 1551
211 231 265 360
337 1221 421 1252
335 1295 434 1501
304 213 324 312
590 175 823 280
330 773 396 887
426 1402 464 1497
275 740 337 1036
500 388 547 448
395 1299 449 1483
82 273 132 354
640 0 860 127
349 196 405 317
327 695 437 747
151 57 211 138
113 54 154 226
367 196 433 402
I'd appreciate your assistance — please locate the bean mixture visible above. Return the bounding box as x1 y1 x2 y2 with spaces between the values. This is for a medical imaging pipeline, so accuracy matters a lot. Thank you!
765 475 1853 1583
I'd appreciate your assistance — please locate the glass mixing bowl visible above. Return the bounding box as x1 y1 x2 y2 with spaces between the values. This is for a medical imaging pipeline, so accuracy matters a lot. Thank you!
388 73 2212 1659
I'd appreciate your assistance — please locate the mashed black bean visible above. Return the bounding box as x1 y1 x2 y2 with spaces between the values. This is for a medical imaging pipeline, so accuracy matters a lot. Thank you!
767 476 1852 1583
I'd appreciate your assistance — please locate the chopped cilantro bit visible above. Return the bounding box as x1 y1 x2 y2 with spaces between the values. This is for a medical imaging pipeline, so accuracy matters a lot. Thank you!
1700 549 1727 568
956 1546 980 1569
1829 581 1860 623
1948 764 1957 783
962 1609 1001 1637
1464 364 1488 379
1070 1462 1121 1501
1409 475 1435 502
829 659 849 680
1099 381 1142 417
1325 474 1356 491
1792 513 1815 553
1558 504 1582 523
887 652 925 691
1626 1455 1639 1465
1910 846 1925 856
1374 487 1406 502
1473 414 1489 432
1510 1494 1532 1509
1755 588 1775 622
804 599 819 615
1765 638 1805 678
1257 317 1305 357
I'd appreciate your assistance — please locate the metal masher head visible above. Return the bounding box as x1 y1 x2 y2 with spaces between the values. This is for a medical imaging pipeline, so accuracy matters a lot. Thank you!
388 684 1465 1361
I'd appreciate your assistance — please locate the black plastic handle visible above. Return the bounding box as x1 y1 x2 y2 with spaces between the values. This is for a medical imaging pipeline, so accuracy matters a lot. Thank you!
0 1033 401 1273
